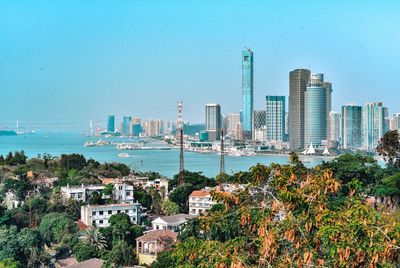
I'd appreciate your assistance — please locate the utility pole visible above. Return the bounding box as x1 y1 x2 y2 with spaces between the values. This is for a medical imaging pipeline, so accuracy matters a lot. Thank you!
177 101 185 185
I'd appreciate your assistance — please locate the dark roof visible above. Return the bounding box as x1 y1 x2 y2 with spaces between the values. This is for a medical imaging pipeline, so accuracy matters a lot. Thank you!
66 258 104 268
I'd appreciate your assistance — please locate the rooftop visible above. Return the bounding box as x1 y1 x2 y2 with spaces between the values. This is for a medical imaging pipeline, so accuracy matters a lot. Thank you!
137 229 177 242
66 258 103 268
153 214 193 224
190 190 211 197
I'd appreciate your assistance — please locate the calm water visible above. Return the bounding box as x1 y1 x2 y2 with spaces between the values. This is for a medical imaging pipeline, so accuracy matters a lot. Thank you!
0 132 322 178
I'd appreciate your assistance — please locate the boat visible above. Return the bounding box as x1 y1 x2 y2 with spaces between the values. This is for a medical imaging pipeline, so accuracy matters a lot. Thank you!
118 153 130 158
84 141 96 147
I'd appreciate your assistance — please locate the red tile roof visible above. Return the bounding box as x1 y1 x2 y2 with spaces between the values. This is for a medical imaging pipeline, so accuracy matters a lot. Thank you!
137 229 177 242
76 220 88 231
190 190 210 197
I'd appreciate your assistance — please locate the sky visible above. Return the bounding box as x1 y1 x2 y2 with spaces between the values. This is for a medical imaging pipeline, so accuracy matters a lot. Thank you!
0 0 399 131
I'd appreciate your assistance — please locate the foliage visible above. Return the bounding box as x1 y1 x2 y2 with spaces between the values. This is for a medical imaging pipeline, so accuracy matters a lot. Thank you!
104 240 136 267
100 213 140 247
377 130 400 168
161 199 180 216
4 151 27 166
1 177 34 201
81 227 107 251
59 154 87 170
38 212 77 245
0 258 19 268
102 183 114 197
168 184 194 213
169 170 216 191
133 187 152 210
73 241 98 261
375 173 400 196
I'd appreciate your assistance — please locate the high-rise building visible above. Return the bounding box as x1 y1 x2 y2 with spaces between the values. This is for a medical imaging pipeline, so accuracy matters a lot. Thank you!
324 82 333 136
362 102 387 150
130 117 141 135
289 69 311 149
143 120 164 137
252 110 266 141
390 113 400 131
328 111 341 143
304 73 329 147
266 96 286 142
341 104 362 149
122 116 132 135
227 113 241 140
205 104 222 141
241 49 254 139
107 115 115 133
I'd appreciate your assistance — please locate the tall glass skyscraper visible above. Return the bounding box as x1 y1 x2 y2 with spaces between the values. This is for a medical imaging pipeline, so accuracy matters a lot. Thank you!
241 49 254 140
362 102 387 150
304 73 328 147
107 115 115 133
205 104 222 141
289 69 310 149
122 116 132 135
266 96 286 142
341 104 362 149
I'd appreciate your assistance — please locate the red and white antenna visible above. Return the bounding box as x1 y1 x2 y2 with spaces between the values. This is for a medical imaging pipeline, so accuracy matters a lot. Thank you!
177 101 183 130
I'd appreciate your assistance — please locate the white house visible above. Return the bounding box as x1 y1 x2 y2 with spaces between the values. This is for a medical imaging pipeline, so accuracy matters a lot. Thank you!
151 214 193 232
188 190 216 216
80 202 142 228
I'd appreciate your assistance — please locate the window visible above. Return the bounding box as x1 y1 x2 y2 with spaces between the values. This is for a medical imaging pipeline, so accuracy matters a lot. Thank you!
108 210 112 215
244 56 249 61
117 210 121 213
99 220 103 224
92 211 96 216
92 220 96 225
126 191 131 196
99 211 103 215
125 210 129 213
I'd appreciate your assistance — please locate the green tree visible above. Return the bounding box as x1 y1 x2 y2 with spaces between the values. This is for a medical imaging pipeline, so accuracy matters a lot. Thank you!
0 258 19 268
161 199 179 216
38 212 77 245
88 191 103 205
104 240 136 267
73 241 98 261
102 184 114 199
59 154 87 171
168 184 194 213
377 130 400 168
81 227 107 251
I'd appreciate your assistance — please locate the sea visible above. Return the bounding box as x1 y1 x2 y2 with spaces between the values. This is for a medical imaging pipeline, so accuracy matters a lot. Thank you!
0 132 324 178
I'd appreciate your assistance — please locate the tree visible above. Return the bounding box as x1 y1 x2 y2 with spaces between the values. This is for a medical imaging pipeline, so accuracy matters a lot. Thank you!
59 154 87 171
104 240 136 267
39 212 77 245
88 191 103 205
73 241 98 261
81 227 107 251
168 184 194 213
0 258 19 268
102 184 114 199
377 130 400 168
161 199 179 216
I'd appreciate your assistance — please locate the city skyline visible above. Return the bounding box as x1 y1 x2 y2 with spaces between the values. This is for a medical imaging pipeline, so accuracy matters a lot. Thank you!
1 1 400 131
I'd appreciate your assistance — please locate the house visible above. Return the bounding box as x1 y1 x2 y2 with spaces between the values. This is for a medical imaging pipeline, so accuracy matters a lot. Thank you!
151 214 193 232
80 202 142 228
136 230 177 266
189 190 215 216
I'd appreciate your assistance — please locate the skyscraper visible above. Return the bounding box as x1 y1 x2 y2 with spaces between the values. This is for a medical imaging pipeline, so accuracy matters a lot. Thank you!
289 69 311 149
390 113 400 131
205 104 222 141
252 110 266 141
362 102 387 150
266 96 286 142
328 111 341 143
241 48 254 140
227 113 241 140
341 104 362 149
107 115 115 133
304 73 329 147
122 116 132 135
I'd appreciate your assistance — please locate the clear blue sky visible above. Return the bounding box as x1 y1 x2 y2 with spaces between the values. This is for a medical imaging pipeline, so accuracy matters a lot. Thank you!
0 0 399 131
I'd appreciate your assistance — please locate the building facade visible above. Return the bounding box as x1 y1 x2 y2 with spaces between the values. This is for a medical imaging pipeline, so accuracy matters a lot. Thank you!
328 111 341 143
341 104 362 149
252 110 266 141
289 69 311 149
189 190 215 216
362 102 387 150
390 113 400 131
122 116 132 135
227 113 241 140
304 73 328 147
143 120 164 137
107 115 115 133
241 49 254 139
205 104 221 141
266 96 286 142
151 214 193 232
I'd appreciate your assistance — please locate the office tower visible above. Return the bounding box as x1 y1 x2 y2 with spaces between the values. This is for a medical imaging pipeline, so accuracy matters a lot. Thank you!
205 104 222 141
122 116 132 135
304 73 329 147
164 121 175 135
390 113 400 131
130 117 141 135
241 48 254 139
328 111 341 142
227 113 241 140
362 102 387 150
289 69 311 149
252 110 266 141
341 104 362 149
221 115 228 134
266 96 286 142
143 120 164 137
107 115 115 133
285 112 289 136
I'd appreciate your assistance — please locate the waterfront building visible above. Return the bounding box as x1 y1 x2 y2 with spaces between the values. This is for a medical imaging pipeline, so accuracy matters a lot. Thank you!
328 111 341 143
341 104 362 149
205 104 221 141
254 127 267 142
390 113 400 131
227 113 241 140
136 230 177 266
289 69 311 149
266 96 286 142
129 117 141 135
122 116 131 135
362 102 387 150
80 202 142 228
324 82 333 136
151 214 193 232
304 73 329 147
285 112 289 137
107 115 115 133
143 119 164 137
241 48 254 139
189 190 215 216
252 110 266 141
164 121 175 135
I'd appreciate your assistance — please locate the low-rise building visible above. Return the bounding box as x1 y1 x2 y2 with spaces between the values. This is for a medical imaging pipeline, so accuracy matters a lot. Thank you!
151 214 193 232
80 202 142 228
189 190 215 216
136 230 177 266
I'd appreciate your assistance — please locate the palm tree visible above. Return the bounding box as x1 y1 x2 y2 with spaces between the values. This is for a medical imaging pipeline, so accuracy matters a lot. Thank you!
81 227 107 251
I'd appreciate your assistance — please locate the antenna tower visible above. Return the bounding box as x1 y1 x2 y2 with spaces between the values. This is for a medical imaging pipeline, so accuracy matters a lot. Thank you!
177 101 185 185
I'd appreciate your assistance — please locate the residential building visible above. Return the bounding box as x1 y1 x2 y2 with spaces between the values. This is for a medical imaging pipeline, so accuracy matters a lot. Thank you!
143 119 164 137
362 102 387 150
189 190 216 216
252 110 266 141
241 48 254 139
289 69 311 149
205 104 221 141
328 111 341 143
341 104 362 149
266 96 286 142
107 115 115 133
151 214 193 232
122 116 132 135
130 117 141 136
80 202 142 228
390 113 400 131
304 73 329 147
227 113 241 140
136 230 178 266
